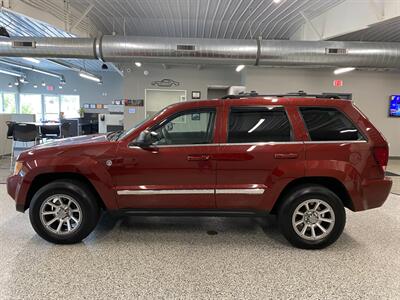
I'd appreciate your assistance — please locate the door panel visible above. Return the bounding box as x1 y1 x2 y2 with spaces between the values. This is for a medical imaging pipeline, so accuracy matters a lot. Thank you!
216 143 305 210
112 106 220 209
215 104 305 211
113 145 217 209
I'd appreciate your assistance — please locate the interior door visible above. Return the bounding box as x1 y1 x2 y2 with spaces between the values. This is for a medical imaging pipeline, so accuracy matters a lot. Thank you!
114 107 219 209
216 105 305 210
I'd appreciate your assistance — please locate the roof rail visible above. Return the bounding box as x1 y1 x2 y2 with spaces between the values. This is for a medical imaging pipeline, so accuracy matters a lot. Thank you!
221 90 342 99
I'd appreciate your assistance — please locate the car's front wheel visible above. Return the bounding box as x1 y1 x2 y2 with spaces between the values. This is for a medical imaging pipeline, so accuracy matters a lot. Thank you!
278 184 346 249
29 180 100 244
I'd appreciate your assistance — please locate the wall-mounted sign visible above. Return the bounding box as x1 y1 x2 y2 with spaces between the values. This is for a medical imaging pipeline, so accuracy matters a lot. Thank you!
151 78 180 87
192 91 201 99
333 79 343 87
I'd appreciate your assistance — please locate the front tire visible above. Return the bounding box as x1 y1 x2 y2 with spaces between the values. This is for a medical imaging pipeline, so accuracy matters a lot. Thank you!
29 180 100 244
278 184 346 249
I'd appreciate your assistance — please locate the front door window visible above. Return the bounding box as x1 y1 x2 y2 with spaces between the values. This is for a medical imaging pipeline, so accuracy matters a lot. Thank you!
151 108 216 145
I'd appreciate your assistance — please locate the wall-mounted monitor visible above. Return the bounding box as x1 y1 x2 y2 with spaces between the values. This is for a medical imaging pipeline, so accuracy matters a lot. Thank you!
389 95 400 117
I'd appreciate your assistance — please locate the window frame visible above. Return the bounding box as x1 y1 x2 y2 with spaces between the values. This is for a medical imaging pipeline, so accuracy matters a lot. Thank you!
226 105 294 144
298 106 367 142
148 107 217 147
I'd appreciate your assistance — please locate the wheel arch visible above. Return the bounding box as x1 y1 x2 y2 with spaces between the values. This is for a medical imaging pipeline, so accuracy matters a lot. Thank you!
25 172 106 211
271 176 354 214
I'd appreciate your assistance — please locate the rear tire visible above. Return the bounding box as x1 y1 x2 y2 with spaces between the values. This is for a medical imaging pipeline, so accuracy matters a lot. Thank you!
29 179 100 244
278 184 346 249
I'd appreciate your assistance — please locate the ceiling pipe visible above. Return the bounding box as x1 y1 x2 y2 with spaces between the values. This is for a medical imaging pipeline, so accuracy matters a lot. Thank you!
1 36 400 68
0 58 65 80
0 67 24 77
48 59 102 82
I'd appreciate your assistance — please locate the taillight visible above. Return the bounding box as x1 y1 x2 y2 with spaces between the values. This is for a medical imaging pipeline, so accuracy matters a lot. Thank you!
373 147 389 170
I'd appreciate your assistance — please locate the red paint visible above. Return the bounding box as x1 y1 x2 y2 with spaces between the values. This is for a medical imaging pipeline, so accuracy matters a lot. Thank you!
7 97 392 214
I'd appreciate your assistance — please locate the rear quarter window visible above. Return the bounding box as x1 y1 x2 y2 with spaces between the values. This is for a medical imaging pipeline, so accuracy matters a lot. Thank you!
299 107 364 141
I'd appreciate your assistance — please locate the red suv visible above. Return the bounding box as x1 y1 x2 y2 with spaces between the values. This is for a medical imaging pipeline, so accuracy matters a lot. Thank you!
7 93 392 249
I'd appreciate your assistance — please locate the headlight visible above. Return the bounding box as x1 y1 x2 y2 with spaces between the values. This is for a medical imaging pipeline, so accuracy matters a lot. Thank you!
13 161 23 175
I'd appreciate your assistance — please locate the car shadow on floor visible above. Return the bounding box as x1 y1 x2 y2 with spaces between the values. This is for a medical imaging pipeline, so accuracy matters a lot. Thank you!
86 211 360 250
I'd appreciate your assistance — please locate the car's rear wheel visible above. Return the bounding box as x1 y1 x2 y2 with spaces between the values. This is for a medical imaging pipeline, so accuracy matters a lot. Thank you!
29 180 100 244
278 184 346 249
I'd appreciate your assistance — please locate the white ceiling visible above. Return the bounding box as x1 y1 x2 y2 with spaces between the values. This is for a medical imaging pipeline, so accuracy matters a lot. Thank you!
20 0 346 40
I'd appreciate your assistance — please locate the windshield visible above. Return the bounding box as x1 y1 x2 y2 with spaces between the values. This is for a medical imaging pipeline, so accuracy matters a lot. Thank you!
112 109 164 141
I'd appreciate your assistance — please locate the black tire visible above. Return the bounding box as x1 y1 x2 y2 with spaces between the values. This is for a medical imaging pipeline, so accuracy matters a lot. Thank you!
278 184 346 249
29 179 100 244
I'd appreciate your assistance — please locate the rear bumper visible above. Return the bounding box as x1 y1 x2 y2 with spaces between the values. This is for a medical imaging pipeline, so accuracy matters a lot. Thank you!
354 177 393 211
7 174 28 212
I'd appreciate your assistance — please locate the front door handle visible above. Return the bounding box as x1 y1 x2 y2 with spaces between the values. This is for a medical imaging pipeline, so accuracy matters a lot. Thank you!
274 153 298 159
187 154 211 161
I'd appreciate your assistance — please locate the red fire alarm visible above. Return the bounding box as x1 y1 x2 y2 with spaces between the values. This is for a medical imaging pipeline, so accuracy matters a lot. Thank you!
333 79 343 87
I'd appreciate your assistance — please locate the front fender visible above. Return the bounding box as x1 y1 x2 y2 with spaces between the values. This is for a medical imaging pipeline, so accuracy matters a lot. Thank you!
17 155 118 210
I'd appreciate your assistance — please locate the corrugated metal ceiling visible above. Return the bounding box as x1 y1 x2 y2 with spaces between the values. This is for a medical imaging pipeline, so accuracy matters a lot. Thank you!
0 9 115 73
20 0 345 40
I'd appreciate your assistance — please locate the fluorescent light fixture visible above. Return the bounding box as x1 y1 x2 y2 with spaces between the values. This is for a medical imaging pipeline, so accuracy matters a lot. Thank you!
23 57 40 64
58 85 63 89
135 62 142 67
236 65 245 72
8 82 12 88
0 68 23 77
334 67 355 75
41 81 46 86
248 119 265 133
273 0 281 3
33 84 38 88
79 71 101 82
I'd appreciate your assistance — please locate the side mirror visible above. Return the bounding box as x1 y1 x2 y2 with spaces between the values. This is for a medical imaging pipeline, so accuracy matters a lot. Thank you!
131 130 158 148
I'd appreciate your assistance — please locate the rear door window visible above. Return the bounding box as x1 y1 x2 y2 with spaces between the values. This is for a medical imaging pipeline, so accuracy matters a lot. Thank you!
299 107 364 141
228 107 292 143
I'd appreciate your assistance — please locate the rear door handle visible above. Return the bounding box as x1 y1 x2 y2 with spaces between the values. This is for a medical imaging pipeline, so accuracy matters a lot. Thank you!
187 154 211 161
274 153 298 159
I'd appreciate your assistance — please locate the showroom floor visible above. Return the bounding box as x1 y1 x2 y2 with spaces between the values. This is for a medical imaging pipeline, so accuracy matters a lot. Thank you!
0 158 399 299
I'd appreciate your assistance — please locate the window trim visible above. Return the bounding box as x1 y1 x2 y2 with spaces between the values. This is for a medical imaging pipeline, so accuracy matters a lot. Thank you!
298 106 367 142
147 107 217 147
226 105 294 144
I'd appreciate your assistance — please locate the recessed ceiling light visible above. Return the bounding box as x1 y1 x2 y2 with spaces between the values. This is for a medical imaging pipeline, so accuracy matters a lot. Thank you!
41 81 46 86
333 67 355 75
8 82 12 88
235 65 245 72
33 84 38 88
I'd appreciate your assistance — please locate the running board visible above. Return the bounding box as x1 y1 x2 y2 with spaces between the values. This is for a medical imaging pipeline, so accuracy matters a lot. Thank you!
112 209 270 217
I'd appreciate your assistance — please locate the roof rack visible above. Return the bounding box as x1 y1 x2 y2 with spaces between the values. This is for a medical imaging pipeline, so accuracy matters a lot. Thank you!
221 90 342 99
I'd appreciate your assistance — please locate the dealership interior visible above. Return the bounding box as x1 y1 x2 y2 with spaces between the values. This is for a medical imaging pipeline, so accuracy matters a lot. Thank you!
0 0 400 298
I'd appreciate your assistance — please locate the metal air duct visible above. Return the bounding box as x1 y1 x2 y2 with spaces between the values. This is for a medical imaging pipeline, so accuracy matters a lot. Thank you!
1 35 400 68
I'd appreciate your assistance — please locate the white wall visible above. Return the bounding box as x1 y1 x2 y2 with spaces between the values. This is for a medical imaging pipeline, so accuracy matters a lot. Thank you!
123 65 241 101
243 67 400 156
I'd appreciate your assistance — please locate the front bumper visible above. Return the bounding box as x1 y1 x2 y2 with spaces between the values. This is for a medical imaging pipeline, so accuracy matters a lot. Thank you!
7 174 28 212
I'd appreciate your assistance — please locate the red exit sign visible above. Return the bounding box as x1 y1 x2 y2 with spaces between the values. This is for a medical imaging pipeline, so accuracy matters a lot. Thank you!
333 79 343 87
47 85 54 91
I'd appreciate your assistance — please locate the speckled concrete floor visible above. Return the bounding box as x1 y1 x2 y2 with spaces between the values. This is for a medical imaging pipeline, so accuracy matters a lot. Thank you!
1 185 400 299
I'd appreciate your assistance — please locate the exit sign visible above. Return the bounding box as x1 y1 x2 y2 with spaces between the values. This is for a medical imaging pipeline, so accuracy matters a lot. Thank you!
333 79 343 87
